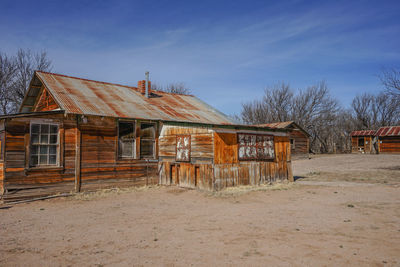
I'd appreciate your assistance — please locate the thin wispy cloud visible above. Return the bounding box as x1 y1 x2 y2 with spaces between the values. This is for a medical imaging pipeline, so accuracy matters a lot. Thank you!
0 0 399 114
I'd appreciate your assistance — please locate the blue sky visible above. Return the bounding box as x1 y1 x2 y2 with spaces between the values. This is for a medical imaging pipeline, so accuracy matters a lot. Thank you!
1 0 399 116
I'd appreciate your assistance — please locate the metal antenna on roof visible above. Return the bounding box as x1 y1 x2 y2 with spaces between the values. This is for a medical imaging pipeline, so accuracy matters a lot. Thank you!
145 71 149 98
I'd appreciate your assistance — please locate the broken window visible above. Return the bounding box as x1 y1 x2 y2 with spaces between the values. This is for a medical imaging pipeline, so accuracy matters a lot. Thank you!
358 137 364 147
118 121 136 158
238 133 274 160
176 135 190 162
290 138 295 150
30 123 59 167
140 123 156 158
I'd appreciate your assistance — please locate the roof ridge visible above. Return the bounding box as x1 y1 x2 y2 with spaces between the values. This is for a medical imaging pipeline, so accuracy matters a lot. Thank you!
35 70 193 96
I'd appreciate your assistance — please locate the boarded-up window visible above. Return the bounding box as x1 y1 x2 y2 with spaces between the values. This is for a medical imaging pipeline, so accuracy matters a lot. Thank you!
118 121 135 158
238 133 274 160
176 135 190 162
30 123 59 167
140 123 156 158
290 138 295 150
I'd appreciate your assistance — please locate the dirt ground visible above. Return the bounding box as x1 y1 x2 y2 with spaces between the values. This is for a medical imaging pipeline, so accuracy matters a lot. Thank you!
1 154 400 266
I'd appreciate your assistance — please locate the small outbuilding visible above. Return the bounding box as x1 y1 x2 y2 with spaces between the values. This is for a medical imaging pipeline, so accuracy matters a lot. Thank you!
350 130 376 153
0 71 293 202
257 121 310 156
375 126 400 153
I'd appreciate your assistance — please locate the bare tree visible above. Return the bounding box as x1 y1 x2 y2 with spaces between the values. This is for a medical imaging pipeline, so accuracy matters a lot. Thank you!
380 68 400 100
0 53 17 114
240 81 341 153
350 91 400 129
152 82 191 95
11 49 52 113
350 93 374 129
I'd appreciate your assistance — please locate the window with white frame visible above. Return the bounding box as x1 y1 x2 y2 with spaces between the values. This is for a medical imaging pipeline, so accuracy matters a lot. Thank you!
118 121 136 158
30 123 59 167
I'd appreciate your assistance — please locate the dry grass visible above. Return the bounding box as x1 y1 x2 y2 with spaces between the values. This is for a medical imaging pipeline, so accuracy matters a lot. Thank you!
71 185 160 201
209 182 296 197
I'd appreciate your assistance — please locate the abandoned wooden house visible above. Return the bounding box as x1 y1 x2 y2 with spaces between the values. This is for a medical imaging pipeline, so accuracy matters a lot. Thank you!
256 121 310 157
350 130 376 153
375 126 400 153
0 71 293 202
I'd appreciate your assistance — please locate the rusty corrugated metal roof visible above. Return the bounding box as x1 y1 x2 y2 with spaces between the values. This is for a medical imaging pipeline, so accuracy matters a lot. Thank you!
375 126 400 137
258 121 294 129
26 71 235 125
255 121 310 137
350 130 376 136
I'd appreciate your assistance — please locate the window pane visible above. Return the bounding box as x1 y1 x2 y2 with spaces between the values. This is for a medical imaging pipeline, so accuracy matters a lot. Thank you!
119 140 134 157
31 155 38 166
118 122 135 158
41 124 49 134
40 134 49 144
50 125 58 134
31 145 38 155
49 155 57 165
140 123 155 139
119 122 135 140
31 134 39 143
140 140 154 158
40 155 48 164
40 145 48 155
49 145 57 155
50 134 58 144
31 124 40 133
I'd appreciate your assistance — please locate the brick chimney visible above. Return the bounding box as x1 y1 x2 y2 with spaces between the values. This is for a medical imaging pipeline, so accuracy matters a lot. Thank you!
137 80 151 96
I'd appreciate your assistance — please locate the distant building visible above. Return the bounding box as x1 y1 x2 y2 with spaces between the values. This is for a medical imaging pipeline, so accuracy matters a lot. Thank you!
351 126 400 154
256 121 310 156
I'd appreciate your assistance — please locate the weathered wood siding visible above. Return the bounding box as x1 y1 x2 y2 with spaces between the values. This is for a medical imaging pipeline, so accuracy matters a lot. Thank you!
34 88 59 112
1 114 158 202
159 124 214 163
2 114 75 202
351 136 373 153
79 116 158 191
159 128 292 191
213 132 238 164
289 129 309 154
378 137 400 153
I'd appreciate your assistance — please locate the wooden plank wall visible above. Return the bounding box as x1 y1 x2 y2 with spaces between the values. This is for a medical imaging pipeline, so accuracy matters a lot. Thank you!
79 116 158 192
351 136 374 154
1 114 159 202
159 125 214 163
290 130 309 154
159 129 292 191
34 88 59 112
379 137 400 153
2 114 76 202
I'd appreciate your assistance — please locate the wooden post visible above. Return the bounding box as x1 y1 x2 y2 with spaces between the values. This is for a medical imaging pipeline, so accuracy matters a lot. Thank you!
75 122 81 192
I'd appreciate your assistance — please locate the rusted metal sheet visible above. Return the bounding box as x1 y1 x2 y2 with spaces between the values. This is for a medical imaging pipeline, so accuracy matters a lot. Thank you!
375 126 400 137
31 71 235 125
351 130 376 137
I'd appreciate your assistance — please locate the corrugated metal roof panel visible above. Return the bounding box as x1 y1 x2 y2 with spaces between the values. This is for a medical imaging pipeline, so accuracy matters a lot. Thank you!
350 130 376 136
375 126 400 137
33 71 235 125
259 121 294 129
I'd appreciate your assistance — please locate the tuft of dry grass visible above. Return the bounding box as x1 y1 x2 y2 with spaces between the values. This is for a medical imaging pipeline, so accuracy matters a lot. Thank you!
210 182 296 197
71 185 160 201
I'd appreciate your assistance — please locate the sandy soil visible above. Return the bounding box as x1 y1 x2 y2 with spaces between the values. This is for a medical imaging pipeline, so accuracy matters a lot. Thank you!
1 154 400 266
